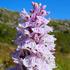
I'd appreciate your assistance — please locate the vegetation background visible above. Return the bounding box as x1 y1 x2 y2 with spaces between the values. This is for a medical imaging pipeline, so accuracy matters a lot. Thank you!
0 8 70 70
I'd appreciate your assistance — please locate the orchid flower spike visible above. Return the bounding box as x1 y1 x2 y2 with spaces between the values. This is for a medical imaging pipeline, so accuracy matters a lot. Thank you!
10 2 56 70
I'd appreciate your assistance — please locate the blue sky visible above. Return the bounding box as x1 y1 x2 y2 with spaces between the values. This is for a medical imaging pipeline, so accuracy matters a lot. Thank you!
0 0 70 19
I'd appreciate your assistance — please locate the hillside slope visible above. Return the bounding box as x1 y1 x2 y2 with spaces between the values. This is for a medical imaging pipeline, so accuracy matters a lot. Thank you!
0 9 70 70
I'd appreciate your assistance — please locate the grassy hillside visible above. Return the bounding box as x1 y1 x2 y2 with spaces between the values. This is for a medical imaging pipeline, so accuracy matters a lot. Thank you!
0 8 70 70
49 20 70 70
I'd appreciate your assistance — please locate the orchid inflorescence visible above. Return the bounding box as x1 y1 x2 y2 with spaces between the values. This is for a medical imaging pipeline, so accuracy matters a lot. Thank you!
12 2 56 70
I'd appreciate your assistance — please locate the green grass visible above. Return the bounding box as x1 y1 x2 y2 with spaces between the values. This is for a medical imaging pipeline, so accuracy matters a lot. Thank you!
0 23 16 44
0 42 16 70
55 52 70 70
49 21 70 70
54 30 70 70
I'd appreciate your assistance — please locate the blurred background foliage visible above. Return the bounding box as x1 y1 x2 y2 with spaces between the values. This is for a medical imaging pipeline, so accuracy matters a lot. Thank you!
0 8 70 70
